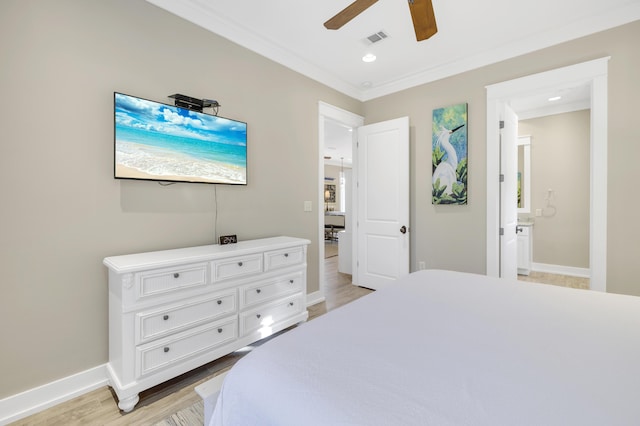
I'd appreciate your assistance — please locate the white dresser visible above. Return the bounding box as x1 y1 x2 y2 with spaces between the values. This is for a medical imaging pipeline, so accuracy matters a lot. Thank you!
103 236 310 412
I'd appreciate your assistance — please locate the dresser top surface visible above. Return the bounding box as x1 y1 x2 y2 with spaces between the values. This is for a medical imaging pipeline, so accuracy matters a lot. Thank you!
103 236 310 273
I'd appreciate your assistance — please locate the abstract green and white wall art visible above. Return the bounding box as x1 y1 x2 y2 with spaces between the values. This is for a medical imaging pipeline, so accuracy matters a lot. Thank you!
432 103 468 205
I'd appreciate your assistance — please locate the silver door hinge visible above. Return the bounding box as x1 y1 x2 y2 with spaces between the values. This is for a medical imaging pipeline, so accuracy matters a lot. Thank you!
499 174 505 182
499 120 505 129
499 227 504 236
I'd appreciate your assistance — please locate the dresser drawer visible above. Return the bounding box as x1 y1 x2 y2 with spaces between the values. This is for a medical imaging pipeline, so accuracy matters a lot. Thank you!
264 246 305 271
239 272 304 309
137 263 208 300
136 318 238 378
135 292 237 344
240 294 304 337
212 254 263 282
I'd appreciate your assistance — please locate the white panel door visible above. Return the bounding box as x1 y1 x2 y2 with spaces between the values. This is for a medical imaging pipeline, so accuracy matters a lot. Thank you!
355 117 409 290
500 105 518 279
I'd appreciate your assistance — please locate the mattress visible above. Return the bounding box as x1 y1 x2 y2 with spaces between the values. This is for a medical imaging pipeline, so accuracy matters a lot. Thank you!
209 269 640 425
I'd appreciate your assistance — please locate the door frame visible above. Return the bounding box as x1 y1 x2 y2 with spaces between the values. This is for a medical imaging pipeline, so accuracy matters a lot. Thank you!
316 102 363 303
486 57 609 291
499 104 519 279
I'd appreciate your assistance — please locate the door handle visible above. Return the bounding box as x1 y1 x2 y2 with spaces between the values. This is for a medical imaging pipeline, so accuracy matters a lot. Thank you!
400 226 407 234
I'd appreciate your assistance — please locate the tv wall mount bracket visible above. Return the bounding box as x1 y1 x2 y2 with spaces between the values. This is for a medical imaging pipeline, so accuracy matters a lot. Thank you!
168 93 220 114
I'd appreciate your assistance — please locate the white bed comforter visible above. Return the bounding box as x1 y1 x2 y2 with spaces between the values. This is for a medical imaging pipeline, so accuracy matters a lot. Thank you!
210 270 640 425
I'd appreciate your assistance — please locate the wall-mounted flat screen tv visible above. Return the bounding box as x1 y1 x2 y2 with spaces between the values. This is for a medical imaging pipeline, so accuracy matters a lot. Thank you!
114 92 247 185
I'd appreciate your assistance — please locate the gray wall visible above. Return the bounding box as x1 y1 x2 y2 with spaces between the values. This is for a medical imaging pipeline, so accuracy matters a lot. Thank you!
1 0 639 402
519 111 590 269
362 21 640 295
0 0 361 398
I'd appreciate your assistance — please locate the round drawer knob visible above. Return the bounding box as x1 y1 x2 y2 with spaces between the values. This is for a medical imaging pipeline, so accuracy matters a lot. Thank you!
256 289 261 294
163 314 169 321
238 262 243 267
164 347 170 353
217 300 222 305
256 314 261 319
173 273 180 278
218 328 223 333
289 302 294 306
284 253 289 258
289 279 294 284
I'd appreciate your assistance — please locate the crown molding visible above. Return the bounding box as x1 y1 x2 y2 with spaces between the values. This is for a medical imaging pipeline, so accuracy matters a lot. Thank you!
146 0 640 102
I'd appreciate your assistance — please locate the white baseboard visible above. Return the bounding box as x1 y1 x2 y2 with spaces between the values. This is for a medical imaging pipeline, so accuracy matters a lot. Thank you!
306 290 325 307
0 364 109 425
1 291 327 425
531 262 591 278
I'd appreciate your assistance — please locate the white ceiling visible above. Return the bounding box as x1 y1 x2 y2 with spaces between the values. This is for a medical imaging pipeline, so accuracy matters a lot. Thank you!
145 0 640 164
146 0 640 102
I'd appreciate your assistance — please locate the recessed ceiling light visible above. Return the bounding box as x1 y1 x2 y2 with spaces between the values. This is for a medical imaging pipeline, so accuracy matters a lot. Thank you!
362 53 376 63
548 96 562 101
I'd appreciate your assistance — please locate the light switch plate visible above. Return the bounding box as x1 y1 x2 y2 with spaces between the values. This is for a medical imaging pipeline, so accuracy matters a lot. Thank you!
304 201 312 212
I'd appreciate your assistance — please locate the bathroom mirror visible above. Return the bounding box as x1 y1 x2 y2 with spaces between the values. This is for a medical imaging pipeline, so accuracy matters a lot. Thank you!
517 136 531 213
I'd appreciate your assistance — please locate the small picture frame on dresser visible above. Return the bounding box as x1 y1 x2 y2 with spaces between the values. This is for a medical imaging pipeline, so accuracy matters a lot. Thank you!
219 235 238 245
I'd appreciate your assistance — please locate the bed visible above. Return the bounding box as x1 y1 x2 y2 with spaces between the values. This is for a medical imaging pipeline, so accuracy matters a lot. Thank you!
208 269 640 425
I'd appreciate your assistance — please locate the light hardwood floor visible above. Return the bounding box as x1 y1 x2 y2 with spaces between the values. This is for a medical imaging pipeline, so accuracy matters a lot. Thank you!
12 250 371 426
518 271 590 290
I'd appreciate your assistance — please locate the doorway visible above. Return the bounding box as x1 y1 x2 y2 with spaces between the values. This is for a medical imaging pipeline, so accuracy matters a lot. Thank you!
317 102 363 303
317 103 411 296
517 111 591 285
486 57 609 291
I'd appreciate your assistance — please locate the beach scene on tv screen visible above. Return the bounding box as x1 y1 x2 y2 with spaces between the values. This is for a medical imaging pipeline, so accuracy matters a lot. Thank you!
115 93 247 184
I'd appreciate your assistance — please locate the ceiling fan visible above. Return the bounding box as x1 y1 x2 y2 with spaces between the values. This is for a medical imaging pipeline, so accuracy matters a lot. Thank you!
324 0 437 41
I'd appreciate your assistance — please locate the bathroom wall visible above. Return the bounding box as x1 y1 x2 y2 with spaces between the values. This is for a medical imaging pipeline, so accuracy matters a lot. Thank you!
519 110 590 269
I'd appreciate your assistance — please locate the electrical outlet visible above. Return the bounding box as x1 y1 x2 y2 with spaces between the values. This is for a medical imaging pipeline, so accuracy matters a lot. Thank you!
535 208 542 217
304 201 312 212
418 261 426 270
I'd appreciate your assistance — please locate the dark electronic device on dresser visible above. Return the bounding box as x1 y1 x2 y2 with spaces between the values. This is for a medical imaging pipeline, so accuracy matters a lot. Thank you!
219 235 238 245
114 92 247 185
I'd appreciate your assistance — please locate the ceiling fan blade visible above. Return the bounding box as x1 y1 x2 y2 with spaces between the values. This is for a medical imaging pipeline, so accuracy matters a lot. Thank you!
408 0 438 41
324 0 379 30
